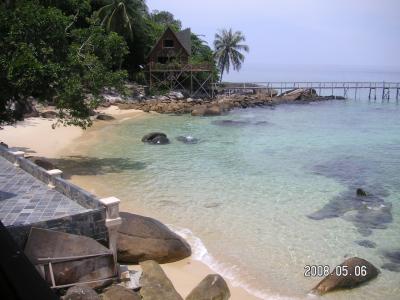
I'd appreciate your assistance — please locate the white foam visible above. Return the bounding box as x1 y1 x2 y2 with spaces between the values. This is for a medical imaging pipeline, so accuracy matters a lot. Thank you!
168 224 297 300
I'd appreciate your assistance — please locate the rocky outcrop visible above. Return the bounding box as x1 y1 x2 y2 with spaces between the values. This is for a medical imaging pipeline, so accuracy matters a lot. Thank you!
117 212 191 264
186 274 230 300
311 257 379 295
139 260 183 300
141 132 170 145
96 114 115 121
102 285 141 300
64 285 100 300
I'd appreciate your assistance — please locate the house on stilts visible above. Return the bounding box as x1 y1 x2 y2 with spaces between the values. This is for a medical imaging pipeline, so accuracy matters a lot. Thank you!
146 27 214 98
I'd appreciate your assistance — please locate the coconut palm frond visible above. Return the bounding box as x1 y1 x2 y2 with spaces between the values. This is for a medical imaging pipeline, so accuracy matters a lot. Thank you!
213 28 249 82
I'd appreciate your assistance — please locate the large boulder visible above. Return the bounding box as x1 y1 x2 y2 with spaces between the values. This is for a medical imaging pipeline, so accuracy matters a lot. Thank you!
139 260 183 300
311 257 379 295
102 285 141 300
64 285 100 300
186 274 230 300
141 132 170 145
117 212 191 264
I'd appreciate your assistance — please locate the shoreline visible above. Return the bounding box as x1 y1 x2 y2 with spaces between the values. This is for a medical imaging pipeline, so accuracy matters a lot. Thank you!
0 105 262 300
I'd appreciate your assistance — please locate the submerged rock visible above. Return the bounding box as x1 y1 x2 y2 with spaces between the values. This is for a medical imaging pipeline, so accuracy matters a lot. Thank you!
142 132 170 145
176 136 199 144
381 263 400 272
186 274 230 300
117 212 191 264
355 240 377 248
211 120 250 127
308 187 392 236
139 260 183 300
383 250 400 264
311 257 379 295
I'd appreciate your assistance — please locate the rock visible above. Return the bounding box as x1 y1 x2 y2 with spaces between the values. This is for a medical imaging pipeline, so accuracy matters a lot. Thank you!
141 132 170 145
176 136 199 144
96 114 115 121
0 142 8 148
381 263 400 272
211 120 250 127
355 240 377 248
186 98 194 103
168 91 185 100
139 260 183 300
117 212 191 264
205 105 222 116
356 188 368 197
311 257 379 295
191 105 222 116
279 88 318 101
32 158 56 170
382 250 400 264
64 285 100 300
186 274 230 300
191 106 206 116
40 111 58 119
102 285 141 300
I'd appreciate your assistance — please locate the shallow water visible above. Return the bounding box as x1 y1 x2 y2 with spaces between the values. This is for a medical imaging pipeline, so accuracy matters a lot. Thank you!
67 99 400 299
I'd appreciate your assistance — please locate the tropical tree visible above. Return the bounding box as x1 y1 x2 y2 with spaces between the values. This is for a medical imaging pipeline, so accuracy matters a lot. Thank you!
213 29 249 82
95 0 148 40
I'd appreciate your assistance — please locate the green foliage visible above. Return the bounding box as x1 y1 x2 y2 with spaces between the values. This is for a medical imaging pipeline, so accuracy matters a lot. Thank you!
0 0 128 128
149 10 181 31
214 28 249 82
95 0 148 40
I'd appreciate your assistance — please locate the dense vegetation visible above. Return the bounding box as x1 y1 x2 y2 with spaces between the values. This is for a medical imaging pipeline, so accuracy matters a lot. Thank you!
0 0 218 127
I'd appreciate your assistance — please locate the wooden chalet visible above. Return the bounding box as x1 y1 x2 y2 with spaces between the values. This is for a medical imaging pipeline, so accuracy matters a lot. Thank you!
146 27 214 98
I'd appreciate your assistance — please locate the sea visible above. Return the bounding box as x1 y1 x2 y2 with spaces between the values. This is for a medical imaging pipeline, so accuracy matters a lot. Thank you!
64 67 400 299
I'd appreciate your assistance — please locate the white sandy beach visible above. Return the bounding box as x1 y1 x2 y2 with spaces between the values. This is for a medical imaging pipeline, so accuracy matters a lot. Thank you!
0 105 260 300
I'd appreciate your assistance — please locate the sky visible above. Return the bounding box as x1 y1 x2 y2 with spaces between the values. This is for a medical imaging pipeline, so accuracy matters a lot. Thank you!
147 0 400 81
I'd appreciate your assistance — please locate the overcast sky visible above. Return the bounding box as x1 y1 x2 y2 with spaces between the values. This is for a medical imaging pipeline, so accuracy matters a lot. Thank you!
147 0 400 81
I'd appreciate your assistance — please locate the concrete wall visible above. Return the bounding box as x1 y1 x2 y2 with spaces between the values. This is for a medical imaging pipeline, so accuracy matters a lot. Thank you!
0 145 108 248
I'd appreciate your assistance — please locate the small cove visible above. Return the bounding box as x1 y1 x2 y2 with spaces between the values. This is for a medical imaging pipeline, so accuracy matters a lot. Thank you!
64 99 400 299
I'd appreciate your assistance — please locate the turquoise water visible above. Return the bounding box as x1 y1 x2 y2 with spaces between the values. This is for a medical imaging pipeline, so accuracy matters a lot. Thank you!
70 99 400 299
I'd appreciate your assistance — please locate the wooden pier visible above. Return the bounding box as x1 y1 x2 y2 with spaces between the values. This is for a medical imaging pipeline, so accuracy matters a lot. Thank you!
216 82 400 101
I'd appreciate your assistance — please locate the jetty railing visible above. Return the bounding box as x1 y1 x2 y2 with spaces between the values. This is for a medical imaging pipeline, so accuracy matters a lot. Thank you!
215 82 400 100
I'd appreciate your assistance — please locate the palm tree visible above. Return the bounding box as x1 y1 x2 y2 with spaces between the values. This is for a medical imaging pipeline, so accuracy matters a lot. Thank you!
214 29 249 82
95 0 148 40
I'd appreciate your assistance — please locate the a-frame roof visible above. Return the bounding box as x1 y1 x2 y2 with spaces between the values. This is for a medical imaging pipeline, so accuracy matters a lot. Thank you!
147 26 191 59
